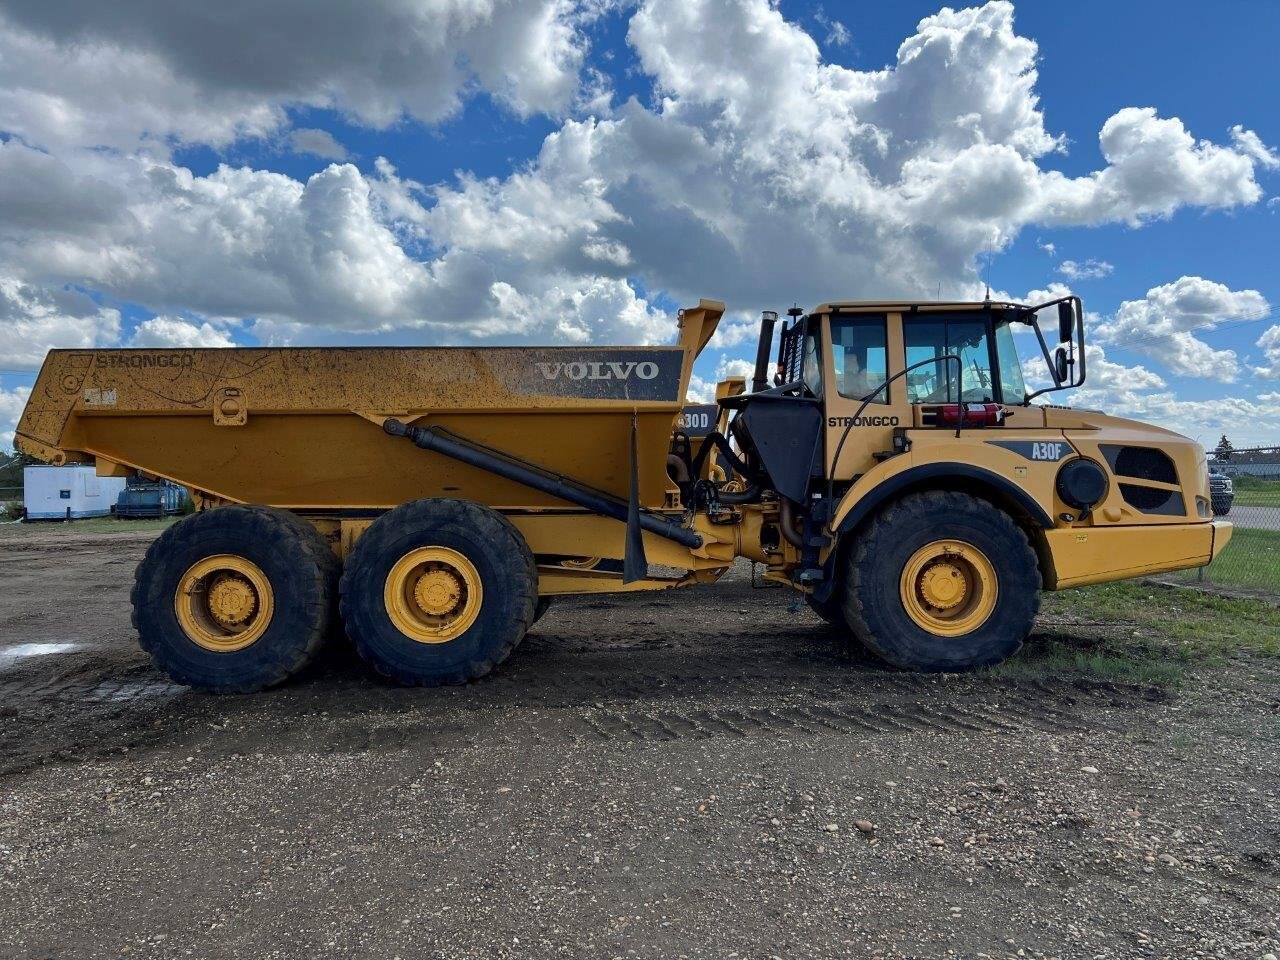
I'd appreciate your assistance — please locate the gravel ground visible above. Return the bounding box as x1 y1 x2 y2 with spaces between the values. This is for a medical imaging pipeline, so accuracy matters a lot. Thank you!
1 529 1278 960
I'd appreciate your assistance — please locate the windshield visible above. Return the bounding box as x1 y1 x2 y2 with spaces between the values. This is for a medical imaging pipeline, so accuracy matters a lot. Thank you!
904 316 995 403
901 315 1028 404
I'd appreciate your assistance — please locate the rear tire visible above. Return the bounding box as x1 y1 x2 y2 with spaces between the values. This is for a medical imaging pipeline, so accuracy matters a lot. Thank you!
842 491 1040 672
132 505 338 693
340 499 536 686
533 597 552 624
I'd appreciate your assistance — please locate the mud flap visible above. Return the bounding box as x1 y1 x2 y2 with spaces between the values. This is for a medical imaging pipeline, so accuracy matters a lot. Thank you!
623 412 649 584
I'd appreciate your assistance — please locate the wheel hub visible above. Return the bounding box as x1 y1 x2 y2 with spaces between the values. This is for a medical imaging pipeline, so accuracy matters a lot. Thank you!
174 554 275 653
384 546 484 644
206 573 258 626
413 568 464 616
898 539 998 638
917 561 966 611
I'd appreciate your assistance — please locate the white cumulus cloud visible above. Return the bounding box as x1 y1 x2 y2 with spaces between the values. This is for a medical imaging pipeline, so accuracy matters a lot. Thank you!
288 128 350 161
1094 276 1268 382
1254 325 1280 379
1057 259 1113 281
129 316 236 348
410 0 1276 327
0 275 121 368
0 1 594 153
0 383 31 450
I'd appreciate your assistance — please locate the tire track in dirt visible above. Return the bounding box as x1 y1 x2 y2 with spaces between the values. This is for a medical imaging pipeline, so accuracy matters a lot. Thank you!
569 681 1147 743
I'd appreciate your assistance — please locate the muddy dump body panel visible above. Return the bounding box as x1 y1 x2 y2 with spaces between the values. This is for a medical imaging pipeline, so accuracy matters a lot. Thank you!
16 344 707 510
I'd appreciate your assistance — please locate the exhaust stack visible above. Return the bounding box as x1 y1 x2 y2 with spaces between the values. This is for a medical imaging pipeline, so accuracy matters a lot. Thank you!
752 310 778 393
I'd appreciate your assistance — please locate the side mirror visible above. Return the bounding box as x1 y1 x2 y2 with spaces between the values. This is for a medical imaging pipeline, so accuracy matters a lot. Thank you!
1057 300 1075 344
1054 348 1070 385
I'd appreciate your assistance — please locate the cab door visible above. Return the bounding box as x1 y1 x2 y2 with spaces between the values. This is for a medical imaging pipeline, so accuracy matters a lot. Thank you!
820 310 912 483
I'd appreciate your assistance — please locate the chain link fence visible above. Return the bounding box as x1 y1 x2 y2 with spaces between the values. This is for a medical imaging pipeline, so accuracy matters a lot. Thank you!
1170 446 1280 596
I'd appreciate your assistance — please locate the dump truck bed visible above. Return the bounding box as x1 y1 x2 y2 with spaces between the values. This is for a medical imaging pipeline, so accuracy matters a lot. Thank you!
15 326 721 511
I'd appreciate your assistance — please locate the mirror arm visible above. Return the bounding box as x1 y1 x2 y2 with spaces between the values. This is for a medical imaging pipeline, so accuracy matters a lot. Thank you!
1025 322 1062 402
1074 297 1087 387
1024 294 1087 401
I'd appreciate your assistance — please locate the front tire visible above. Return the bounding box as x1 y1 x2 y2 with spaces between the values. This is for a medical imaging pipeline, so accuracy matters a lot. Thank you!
842 491 1040 672
132 505 338 693
340 499 537 685
805 589 847 628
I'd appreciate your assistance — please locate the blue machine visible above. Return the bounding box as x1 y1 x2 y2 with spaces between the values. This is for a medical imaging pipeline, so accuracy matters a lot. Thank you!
116 475 188 518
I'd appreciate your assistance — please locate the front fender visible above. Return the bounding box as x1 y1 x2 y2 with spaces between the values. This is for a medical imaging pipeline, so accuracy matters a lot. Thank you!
831 448 1058 536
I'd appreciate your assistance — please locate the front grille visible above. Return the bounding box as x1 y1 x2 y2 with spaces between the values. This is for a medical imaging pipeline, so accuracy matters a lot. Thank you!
1100 444 1178 484
1120 484 1185 516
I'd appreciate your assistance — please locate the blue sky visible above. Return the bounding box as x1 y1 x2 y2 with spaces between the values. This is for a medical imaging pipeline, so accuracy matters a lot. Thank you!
1 0 1278 448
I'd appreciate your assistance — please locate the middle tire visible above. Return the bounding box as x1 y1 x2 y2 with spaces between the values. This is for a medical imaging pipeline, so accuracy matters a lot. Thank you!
341 499 538 685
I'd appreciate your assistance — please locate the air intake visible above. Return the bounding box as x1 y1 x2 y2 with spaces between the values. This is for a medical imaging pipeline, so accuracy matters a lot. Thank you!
1100 445 1177 485
1119 484 1185 516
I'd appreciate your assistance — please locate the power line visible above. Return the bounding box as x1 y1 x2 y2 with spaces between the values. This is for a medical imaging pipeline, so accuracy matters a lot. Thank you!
1101 307 1276 349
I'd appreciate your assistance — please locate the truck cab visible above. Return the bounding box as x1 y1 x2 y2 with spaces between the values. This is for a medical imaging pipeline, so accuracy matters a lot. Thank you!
681 296 1231 670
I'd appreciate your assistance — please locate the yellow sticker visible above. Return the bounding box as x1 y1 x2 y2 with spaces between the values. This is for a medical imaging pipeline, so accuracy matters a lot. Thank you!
1013 466 1028 479
1076 533 1088 543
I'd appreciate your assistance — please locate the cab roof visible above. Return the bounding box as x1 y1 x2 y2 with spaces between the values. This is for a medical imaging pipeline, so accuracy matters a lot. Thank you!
811 299 1023 313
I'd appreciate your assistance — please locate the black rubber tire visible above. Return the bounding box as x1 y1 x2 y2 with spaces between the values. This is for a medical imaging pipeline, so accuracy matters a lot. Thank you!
340 499 536 685
1212 503 1231 517
533 597 552 624
131 505 339 693
842 491 1040 672
805 589 847 628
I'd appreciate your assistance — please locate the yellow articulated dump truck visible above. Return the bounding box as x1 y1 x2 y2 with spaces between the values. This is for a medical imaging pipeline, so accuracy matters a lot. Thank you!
15 296 1231 692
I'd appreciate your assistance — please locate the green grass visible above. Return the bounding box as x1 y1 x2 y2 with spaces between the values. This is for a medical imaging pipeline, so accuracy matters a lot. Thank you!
1230 476 1280 507
993 638 1187 686
1169 527 1280 593
0 516 178 537
992 580 1280 686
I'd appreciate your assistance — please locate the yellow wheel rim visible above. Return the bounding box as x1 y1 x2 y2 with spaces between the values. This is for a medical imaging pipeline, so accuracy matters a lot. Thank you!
174 554 275 652
384 546 483 644
899 539 998 637
561 557 602 570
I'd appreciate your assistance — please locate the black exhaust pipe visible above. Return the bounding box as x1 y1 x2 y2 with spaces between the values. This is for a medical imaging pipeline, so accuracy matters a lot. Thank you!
383 419 703 550
752 310 778 393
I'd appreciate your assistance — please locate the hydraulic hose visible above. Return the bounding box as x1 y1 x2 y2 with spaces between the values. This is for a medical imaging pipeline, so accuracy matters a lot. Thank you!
383 419 703 549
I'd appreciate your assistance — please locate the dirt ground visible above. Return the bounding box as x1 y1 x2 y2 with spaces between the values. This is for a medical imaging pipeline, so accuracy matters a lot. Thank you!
1 527 1277 960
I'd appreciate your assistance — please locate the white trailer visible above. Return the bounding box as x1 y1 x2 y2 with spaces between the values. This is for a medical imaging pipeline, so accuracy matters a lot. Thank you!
23 466 127 520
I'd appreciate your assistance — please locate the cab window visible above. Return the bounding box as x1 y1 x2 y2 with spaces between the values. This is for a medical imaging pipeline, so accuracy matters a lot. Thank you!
830 315 889 403
801 331 823 396
904 315 998 403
